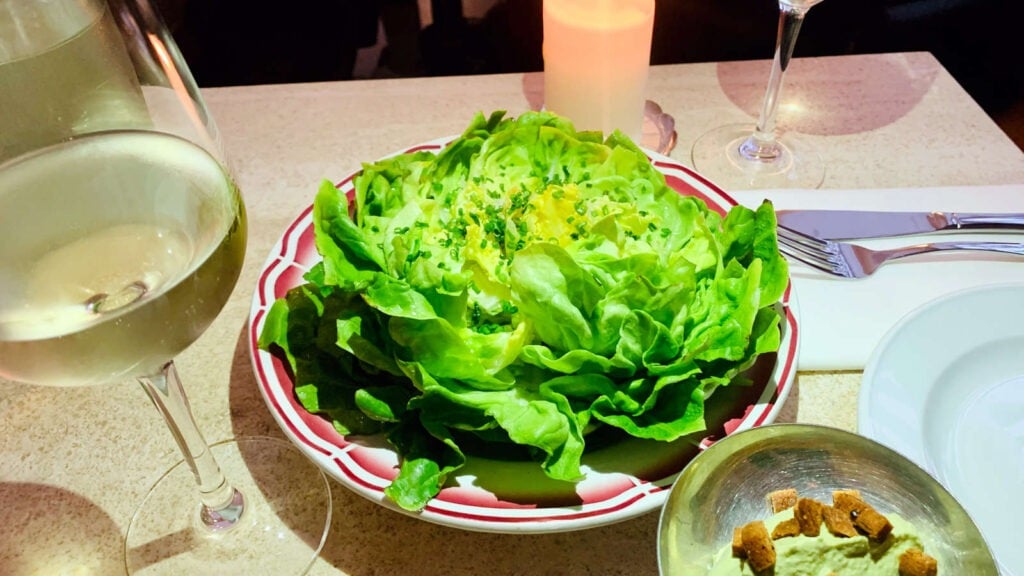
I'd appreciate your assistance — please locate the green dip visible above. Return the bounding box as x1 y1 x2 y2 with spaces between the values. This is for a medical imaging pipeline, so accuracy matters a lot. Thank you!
708 508 925 575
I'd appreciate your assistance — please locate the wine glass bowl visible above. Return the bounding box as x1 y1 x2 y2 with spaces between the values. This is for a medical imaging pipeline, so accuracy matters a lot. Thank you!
0 0 330 573
0 130 245 387
691 0 827 190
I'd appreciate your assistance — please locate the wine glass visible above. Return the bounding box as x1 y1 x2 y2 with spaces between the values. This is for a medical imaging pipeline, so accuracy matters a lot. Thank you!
0 0 331 574
691 0 826 190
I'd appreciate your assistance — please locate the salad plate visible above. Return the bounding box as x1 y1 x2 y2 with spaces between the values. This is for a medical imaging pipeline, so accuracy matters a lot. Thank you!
248 132 800 534
860 283 1024 575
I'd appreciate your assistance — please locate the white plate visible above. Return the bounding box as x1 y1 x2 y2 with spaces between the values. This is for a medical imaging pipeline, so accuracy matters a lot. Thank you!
860 283 1024 575
248 136 800 533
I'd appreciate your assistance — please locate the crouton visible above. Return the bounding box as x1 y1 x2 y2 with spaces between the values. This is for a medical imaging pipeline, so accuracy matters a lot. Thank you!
767 488 799 513
832 488 862 502
898 547 938 576
794 497 824 537
853 507 893 542
771 517 801 540
833 490 870 517
732 527 746 558
740 520 776 573
822 505 859 538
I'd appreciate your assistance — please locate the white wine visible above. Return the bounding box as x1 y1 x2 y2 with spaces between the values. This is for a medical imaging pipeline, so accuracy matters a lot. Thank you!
0 0 149 162
0 131 246 387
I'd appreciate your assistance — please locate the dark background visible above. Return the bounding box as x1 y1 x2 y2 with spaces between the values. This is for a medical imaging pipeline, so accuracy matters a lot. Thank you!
157 0 1024 150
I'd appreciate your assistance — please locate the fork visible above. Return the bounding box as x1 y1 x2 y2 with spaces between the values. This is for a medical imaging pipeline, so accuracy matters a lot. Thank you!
775 225 1024 278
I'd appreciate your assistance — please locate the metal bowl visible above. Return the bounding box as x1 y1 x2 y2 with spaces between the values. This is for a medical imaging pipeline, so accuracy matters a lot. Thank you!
657 423 998 575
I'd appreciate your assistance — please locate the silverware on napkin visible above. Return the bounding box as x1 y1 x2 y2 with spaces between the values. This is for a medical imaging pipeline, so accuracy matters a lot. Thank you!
776 225 1024 278
775 209 1024 240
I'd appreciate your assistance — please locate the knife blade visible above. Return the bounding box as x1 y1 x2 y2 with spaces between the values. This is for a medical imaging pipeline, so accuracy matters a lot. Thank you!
775 210 1024 240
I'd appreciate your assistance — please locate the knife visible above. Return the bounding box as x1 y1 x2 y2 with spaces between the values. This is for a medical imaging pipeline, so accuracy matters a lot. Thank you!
775 210 1024 240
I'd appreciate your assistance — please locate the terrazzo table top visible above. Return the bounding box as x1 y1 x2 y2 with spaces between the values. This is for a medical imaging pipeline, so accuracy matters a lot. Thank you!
2 52 1023 575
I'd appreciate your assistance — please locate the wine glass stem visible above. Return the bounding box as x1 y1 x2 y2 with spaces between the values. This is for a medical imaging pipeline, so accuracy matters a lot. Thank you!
743 2 810 161
138 360 245 530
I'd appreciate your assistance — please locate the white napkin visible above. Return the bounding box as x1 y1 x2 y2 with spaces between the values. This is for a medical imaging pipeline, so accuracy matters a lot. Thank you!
730 185 1024 371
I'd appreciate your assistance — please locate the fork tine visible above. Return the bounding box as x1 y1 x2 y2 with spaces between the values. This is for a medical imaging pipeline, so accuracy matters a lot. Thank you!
776 224 829 249
777 243 844 276
776 234 842 271
774 225 853 277
774 228 833 263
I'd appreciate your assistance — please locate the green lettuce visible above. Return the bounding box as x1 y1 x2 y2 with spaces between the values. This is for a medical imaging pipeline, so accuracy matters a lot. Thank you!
258 111 788 511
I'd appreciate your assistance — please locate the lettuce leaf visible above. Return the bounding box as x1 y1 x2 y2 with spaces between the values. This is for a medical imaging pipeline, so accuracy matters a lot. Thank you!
259 111 789 511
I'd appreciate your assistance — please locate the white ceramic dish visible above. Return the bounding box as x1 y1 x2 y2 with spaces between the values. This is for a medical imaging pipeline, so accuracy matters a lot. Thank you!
248 136 800 534
860 283 1024 576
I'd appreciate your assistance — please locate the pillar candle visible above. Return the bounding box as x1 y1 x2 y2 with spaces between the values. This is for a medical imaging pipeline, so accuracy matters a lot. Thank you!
542 0 655 140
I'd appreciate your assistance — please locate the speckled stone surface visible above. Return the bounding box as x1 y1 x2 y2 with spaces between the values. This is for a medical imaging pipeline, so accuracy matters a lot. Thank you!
2 53 1023 575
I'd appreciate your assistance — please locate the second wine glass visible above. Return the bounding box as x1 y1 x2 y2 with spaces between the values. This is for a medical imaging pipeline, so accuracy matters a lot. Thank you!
691 0 826 190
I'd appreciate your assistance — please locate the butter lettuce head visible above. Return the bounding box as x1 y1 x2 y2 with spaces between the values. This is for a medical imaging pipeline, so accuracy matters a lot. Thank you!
259 111 789 511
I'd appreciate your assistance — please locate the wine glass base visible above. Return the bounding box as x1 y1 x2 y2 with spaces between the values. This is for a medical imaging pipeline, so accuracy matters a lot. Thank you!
691 123 825 190
125 437 332 575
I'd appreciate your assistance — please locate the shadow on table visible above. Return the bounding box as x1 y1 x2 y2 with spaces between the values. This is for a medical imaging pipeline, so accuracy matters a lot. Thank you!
226 318 806 575
521 52 941 148
776 376 801 424
713 52 941 137
225 324 656 575
227 324 292 440
0 482 124 575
